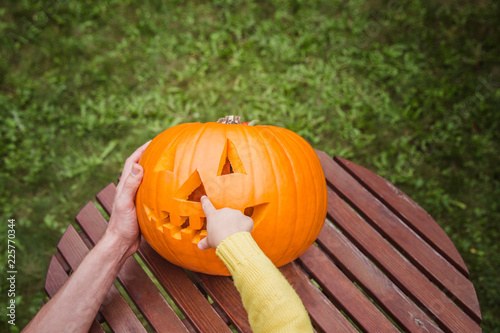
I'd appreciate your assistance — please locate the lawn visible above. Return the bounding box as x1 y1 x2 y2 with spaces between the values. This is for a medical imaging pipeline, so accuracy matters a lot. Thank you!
1 0 499 331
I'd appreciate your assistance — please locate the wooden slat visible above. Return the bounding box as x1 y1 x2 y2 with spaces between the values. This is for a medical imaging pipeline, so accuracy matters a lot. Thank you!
54 251 71 273
75 202 189 333
181 318 197 333
298 245 400 332
211 302 232 324
139 241 233 333
279 262 358 333
324 188 480 332
89 320 105 333
96 183 232 333
44 255 105 333
315 221 444 332
96 182 115 215
57 226 88 267
317 151 481 322
335 155 469 276
57 225 147 333
195 273 252 333
45 255 69 298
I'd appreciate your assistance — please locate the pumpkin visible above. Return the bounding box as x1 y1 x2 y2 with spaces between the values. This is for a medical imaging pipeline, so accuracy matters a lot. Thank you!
136 116 327 275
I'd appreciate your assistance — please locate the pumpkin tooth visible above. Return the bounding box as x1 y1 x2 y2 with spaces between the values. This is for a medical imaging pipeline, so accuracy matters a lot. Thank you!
156 212 170 231
192 229 208 245
181 228 196 241
180 216 190 229
172 198 204 217
156 220 163 231
159 210 169 220
191 230 201 244
169 214 184 227
143 204 155 220
162 223 181 240
187 216 204 230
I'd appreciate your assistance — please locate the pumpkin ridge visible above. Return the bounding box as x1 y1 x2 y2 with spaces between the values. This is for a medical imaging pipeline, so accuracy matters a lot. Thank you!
143 123 190 171
186 123 221 272
154 172 183 265
260 127 300 265
149 123 194 237
187 123 209 179
281 127 326 254
282 127 318 260
154 138 180 173
161 124 202 267
252 127 282 260
240 126 257 213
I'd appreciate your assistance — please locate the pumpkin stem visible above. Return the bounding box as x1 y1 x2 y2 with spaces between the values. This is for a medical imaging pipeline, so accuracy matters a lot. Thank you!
217 115 242 124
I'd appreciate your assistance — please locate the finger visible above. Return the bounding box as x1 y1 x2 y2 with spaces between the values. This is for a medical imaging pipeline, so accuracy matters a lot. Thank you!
200 196 216 216
134 139 152 158
117 164 144 209
120 140 152 182
197 237 210 250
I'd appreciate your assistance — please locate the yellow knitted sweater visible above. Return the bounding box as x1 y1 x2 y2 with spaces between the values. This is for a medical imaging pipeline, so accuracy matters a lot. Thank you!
216 232 314 333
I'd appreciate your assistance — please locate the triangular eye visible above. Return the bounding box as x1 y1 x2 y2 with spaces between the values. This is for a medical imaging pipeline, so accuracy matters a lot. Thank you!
217 139 247 176
154 138 179 172
221 156 233 175
175 169 206 202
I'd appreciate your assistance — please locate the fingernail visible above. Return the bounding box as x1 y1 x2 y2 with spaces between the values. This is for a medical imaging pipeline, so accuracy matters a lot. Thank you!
200 195 207 201
132 163 141 176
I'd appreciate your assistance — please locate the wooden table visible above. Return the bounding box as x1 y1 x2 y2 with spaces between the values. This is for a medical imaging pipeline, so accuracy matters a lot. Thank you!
44 151 482 332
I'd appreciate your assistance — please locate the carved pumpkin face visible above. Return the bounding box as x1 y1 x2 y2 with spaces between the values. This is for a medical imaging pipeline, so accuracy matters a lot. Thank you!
136 120 327 275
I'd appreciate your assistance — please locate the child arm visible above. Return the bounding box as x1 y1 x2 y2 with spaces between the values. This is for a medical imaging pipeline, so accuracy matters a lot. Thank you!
199 196 313 333
217 232 313 333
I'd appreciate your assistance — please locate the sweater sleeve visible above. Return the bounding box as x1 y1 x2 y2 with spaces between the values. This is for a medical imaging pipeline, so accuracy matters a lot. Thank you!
215 232 314 333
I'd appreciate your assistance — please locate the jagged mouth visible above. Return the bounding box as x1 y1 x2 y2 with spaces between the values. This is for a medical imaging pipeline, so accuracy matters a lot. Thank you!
143 202 269 244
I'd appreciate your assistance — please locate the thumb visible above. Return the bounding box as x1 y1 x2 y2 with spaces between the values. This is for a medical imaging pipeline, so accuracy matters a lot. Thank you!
197 237 211 251
121 164 144 199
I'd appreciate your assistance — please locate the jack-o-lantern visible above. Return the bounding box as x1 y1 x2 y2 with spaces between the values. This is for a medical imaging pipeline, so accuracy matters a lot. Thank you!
136 116 327 275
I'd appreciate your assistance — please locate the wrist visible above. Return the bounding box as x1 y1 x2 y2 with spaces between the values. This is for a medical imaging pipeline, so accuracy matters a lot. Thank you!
101 230 137 260
216 232 263 275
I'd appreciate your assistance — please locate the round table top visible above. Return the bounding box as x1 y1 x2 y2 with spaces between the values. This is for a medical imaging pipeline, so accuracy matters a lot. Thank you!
44 151 482 332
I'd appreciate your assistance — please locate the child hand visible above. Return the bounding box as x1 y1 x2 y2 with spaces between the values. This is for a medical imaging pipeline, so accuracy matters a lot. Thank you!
198 196 254 250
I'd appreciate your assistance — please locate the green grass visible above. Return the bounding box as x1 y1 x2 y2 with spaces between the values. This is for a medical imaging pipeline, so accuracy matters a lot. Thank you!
0 0 499 331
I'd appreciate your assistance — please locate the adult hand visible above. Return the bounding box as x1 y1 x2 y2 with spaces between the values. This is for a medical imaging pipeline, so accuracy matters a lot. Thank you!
198 196 254 250
23 140 152 333
105 140 151 257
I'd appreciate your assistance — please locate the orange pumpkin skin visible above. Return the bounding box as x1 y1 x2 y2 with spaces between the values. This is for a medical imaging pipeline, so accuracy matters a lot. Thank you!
136 121 327 275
